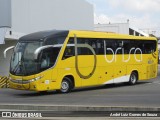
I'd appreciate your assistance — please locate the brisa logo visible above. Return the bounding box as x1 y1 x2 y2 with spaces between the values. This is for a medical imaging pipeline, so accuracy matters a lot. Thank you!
73 35 143 79
104 41 142 63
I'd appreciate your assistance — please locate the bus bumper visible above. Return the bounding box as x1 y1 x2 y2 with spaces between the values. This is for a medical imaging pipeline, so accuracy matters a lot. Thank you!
9 78 58 91
9 80 38 91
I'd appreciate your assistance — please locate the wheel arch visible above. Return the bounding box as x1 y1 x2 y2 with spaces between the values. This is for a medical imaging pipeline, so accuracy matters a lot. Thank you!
131 70 139 80
63 75 75 89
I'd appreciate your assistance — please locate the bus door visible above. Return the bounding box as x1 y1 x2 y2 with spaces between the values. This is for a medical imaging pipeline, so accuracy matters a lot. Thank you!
36 47 59 90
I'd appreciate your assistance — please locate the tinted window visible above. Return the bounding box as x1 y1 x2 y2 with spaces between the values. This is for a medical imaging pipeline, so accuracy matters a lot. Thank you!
77 38 104 55
62 38 75 59
63 37 156 60
45 37 66 45
39 47 60 71
143 40 156 54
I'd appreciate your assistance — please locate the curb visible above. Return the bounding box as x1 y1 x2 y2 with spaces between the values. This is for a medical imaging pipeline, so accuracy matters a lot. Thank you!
0 104 160 111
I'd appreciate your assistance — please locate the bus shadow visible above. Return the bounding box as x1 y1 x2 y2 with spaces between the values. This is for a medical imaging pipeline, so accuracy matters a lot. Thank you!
72 81 150 93
13 90 58 97
14 81 151 97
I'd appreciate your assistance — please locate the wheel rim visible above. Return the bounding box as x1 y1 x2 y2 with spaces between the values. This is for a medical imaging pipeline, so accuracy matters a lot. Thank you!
61 81 69 92
131 74 136 84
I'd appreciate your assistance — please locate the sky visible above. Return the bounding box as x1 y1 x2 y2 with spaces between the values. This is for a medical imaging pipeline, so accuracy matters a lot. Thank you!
86 0 160 37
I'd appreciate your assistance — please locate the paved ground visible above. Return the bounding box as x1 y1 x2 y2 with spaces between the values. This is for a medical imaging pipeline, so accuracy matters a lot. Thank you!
0 66 160 108
0 66 160 119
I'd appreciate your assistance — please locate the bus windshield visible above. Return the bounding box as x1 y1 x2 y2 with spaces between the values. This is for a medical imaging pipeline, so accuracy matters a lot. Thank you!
10 41 61 76
10 42 42 76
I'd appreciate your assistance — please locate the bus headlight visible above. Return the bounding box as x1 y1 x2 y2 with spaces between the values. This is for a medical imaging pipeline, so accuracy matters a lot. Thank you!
29 76 43 82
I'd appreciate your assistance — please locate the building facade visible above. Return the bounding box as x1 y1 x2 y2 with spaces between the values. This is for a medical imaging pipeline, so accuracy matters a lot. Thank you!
0 0 93 76
94 23 149 37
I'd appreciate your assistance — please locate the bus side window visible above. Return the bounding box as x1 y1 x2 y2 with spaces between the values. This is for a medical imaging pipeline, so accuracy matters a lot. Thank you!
144 41 156 54
104 39 116 54
77 38 93 55
63 46 75 59
122 40 129 54
97 39 104 55
41 54 50 69
40 47 60 70
62 38 75 60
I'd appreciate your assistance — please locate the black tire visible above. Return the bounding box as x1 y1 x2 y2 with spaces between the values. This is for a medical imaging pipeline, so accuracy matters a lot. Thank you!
60 77 73 93
128 72 138 85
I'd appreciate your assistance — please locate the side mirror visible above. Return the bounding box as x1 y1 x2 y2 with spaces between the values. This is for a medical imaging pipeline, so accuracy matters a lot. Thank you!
34 45 62 59
4 46 15 58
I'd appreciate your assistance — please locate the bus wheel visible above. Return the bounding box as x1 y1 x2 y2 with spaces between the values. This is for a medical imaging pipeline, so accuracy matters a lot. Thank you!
128 72 138 85
60 77 73 93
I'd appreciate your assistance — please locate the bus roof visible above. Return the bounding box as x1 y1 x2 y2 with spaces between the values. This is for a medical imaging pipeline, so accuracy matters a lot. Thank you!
19 30 157 42
19 30 69 41
69 30 157 40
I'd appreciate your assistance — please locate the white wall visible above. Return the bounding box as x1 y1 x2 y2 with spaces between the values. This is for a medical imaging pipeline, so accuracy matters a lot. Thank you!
0 0 11 27
0 0 11 44
11 0 94 34
0 0 94 76
0 40 17 76
94 23 129 35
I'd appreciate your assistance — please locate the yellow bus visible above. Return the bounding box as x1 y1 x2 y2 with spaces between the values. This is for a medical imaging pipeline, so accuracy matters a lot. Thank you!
5 30 158 93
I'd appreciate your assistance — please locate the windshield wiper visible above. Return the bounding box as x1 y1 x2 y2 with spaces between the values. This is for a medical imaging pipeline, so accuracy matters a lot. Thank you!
21 54 27 75
12 60 22 73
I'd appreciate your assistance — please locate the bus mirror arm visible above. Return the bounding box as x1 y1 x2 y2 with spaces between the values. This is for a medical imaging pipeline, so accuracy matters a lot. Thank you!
4 46 15 58
34 45 55 59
